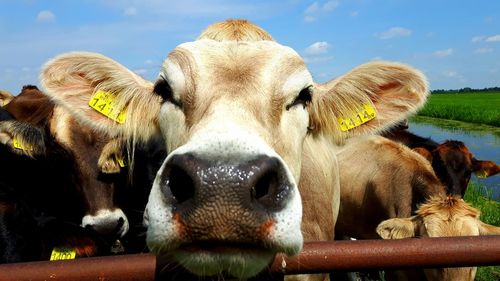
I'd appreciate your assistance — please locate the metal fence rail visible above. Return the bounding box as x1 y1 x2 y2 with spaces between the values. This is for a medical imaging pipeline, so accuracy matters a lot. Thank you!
0 236 499 281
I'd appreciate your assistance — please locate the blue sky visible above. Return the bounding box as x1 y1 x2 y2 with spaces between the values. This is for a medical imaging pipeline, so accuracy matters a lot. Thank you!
1 0 500 94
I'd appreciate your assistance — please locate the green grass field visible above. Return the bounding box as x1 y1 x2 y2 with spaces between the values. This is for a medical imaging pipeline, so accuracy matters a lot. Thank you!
464 183 500 281
418 92 500 127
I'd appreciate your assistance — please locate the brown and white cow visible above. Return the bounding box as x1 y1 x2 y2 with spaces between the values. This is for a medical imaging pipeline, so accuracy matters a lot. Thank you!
377 195 500 281
39 19 429 279
4 85 129 238
335 135 447 240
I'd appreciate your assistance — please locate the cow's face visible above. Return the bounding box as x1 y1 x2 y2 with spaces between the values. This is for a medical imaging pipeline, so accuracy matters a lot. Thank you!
144 40 311 276
432 141 499 197
40 19 429 279
377 196 500 281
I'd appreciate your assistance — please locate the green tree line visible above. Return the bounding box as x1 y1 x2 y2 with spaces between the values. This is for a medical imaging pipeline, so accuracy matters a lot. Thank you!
431 87 500 94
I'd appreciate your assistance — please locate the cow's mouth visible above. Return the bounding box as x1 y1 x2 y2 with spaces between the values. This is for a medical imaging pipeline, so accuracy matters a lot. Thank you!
179 240 271 254
172 241 275 278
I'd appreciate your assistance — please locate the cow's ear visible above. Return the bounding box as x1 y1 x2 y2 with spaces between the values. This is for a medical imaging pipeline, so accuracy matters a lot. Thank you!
472 158 500 178
40 52 161 142
0 89 14 106
98 138 126 174
376 217 419 239
0 120 46 157
478 221 500 235
310 61 429 143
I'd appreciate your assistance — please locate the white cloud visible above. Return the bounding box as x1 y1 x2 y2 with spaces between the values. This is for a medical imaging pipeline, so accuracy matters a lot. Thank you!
304 1 339 22
350 11 359 17
486 34 500 42
36 10 55 23
374 27 412 39
305 2 320 14
475 47 493 54
124 7 137 16
133 68 148 75
471 36 485 43
305 41 330 55
323 0 339 11
444 71 458 78
433 48 454 57
303 56 334 64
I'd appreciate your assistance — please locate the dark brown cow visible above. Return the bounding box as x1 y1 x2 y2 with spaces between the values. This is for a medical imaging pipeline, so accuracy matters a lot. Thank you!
4 85 129 238
0 115 110 263
383 129 499 196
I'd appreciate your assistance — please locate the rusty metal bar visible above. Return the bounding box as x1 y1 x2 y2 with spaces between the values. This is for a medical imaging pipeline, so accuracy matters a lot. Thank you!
0 236 498 281
0 253 156 281
272 236 500 274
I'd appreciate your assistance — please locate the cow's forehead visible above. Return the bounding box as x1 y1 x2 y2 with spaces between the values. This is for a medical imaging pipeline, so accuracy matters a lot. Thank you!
160 39 312 94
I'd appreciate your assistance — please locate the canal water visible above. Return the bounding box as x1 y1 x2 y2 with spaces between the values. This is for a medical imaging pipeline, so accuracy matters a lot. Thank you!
410 116 499 200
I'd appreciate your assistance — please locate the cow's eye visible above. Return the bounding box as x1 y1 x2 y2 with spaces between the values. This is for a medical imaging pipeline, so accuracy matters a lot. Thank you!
154 79 182 108
286 86 312 110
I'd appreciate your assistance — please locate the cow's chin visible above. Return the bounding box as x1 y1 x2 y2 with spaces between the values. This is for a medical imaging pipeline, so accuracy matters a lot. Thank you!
172 244 275 278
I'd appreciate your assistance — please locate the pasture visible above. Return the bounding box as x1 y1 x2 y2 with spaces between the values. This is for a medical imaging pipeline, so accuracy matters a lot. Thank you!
417 92 500 126
464 183 500 281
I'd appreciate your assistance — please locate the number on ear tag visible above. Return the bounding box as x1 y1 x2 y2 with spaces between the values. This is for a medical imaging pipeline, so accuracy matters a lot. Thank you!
338 103 376 132
89 90 127 124
50 247 76 261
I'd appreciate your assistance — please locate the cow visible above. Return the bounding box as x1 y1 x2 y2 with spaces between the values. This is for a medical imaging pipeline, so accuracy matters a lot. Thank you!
0 117 109 263
97 136 168 253
377 195 500 281
38 19 430 279
335 135 447 240
383 129 500 196
4 85 129 238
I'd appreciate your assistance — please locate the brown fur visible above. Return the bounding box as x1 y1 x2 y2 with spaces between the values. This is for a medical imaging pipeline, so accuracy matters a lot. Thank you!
335 135 446 239
198 19 274 41
377 195 500 281
5 86 118 215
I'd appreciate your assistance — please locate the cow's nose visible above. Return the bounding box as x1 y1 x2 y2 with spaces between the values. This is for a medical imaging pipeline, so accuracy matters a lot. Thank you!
161 153 292 213
82 209 130 238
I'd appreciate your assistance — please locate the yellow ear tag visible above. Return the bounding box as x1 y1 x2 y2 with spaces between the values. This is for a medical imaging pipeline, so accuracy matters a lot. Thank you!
475 170 488 179
116 156 126 168
338 103 376 132
12 137 33 151
50 247 76 261
89 90 126 124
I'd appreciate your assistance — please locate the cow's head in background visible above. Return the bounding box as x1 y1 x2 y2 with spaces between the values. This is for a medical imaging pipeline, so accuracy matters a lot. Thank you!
40 19 429 278
430 141 499 196
4 86 129 238
377 195 500 281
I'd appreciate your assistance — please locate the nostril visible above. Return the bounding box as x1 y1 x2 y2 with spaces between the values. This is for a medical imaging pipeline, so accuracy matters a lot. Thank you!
116 217 124 228
168 165 196 203
250 157 291 211
252 171 278 200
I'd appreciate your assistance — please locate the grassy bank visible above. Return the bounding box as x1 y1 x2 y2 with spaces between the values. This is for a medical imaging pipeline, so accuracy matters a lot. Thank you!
418 92 500 127
464 182 500 281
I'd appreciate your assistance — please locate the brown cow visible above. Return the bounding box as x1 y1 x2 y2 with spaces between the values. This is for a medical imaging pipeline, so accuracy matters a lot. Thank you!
383 129 499 196
377 195 500 281
39 19 429 279
4 85 129 238
335 135 447 240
